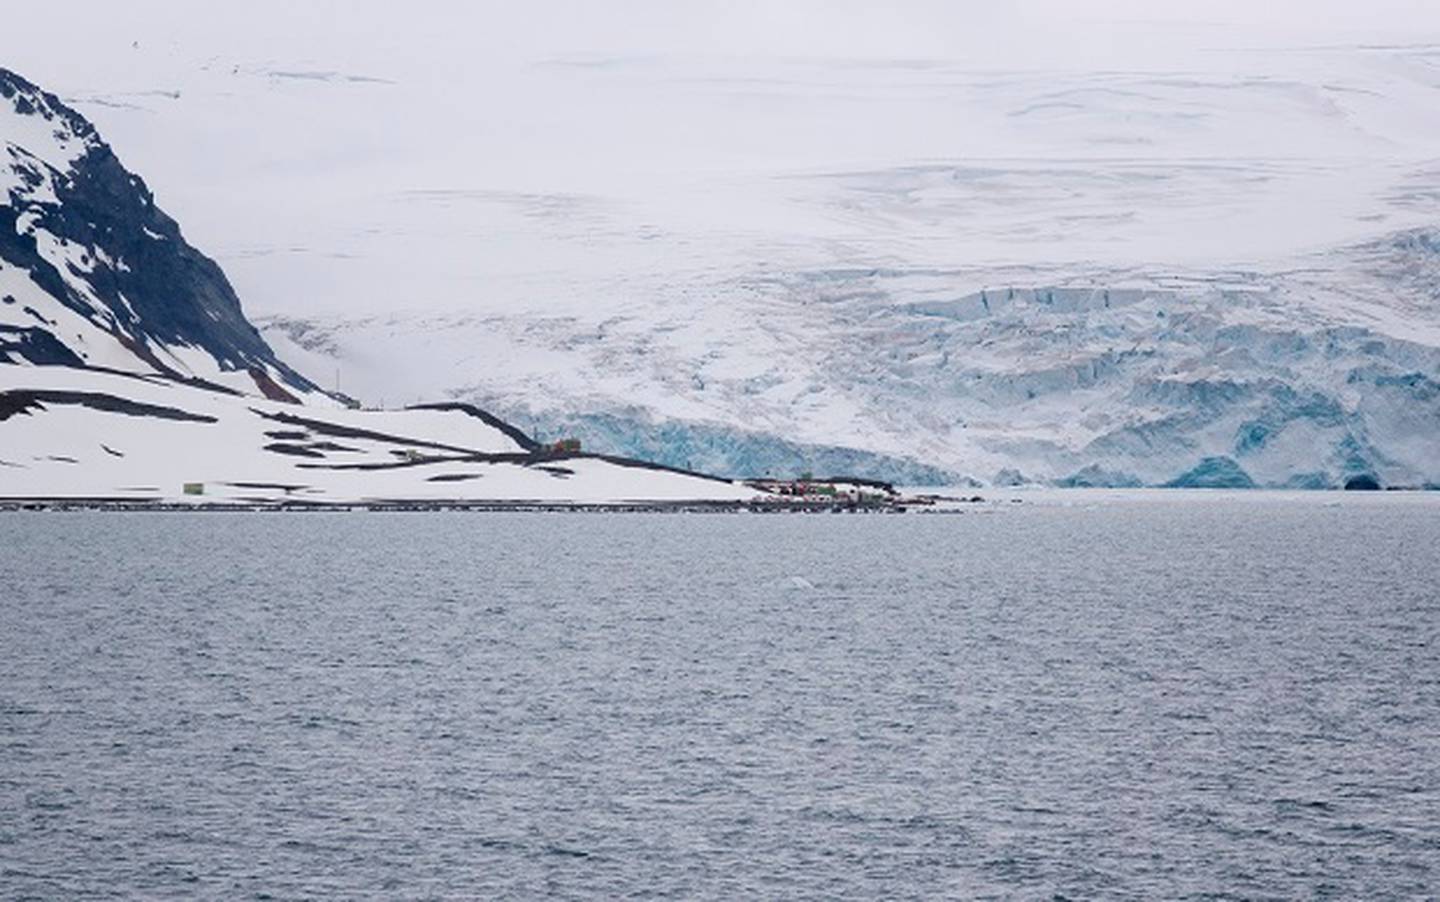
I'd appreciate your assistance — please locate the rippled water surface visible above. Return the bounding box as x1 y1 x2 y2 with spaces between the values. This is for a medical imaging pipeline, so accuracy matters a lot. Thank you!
3 497 1439 898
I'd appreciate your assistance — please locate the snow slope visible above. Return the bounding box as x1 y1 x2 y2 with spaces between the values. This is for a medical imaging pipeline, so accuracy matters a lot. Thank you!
5 4 1440 487
0 365 760 504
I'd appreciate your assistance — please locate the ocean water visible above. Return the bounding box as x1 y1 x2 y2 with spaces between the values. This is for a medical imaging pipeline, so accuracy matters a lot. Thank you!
2 495 1438 898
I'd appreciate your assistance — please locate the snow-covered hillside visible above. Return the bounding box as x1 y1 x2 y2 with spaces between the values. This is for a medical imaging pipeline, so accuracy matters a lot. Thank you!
0 365 760 505
5 4 1440 487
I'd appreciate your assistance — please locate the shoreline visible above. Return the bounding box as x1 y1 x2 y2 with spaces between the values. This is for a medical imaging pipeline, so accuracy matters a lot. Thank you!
4 487 1437 513
0 498 961 514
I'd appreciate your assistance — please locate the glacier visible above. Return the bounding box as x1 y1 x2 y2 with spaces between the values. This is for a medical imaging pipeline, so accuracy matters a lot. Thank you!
488 406 963 486
259 248 1440 488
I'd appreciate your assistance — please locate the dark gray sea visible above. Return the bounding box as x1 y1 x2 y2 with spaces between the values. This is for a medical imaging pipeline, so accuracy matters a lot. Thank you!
2 495 1438 899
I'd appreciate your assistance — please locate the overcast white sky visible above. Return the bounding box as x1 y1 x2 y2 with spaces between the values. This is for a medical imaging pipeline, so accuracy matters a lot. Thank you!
14 1 1439 66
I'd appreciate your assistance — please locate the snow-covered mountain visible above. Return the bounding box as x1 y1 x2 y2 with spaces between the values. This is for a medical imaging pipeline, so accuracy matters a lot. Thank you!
0 68 319 401
6 5 1440 489
0 67 764 504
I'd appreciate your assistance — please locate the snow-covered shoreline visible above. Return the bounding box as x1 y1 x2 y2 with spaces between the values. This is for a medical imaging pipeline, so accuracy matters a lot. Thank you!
0 365 777 506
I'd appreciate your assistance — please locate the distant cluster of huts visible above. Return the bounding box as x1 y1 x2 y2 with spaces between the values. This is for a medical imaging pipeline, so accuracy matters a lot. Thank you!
746 477 898 506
